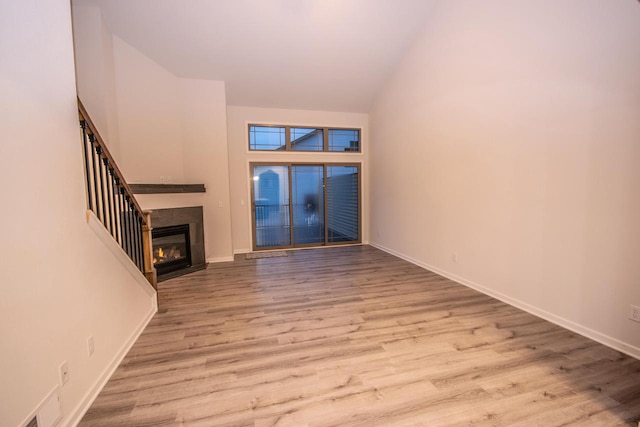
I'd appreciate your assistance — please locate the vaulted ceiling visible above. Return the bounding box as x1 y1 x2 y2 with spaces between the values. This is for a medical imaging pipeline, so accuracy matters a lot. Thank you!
76 0 437 112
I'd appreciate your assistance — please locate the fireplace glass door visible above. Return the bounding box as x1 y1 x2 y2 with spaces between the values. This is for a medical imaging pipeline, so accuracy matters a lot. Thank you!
152 224 192 276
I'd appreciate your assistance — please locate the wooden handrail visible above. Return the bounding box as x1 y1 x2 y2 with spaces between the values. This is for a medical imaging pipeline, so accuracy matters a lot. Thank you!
77 100 146 224
77 98 156 288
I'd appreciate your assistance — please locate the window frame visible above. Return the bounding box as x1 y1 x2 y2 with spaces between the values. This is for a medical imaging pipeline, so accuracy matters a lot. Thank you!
248 124 361 153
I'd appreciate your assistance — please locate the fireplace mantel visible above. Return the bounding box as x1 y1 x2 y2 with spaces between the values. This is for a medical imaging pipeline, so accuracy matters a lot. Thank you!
129 183 206 194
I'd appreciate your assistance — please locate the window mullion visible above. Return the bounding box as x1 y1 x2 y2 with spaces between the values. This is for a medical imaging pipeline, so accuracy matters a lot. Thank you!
323 164 328 244
285 126 291 151
323 128 328 152
288 164 294 246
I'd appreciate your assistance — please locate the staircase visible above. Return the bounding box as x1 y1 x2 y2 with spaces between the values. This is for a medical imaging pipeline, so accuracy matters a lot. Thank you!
78 99 157 288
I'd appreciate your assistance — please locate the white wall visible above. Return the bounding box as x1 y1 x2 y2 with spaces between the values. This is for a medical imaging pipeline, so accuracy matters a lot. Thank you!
369 0 640 357
179 79 234 262
72 4 121 161
226 106 369 253
127 79 235 262
0 1 157 426
112 35 185 183
112 39 234 261
73 11 234 261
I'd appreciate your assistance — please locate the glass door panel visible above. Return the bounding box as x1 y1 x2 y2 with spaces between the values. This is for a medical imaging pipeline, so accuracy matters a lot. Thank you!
291 166 324 245
252 165 290 248
326 165 360 243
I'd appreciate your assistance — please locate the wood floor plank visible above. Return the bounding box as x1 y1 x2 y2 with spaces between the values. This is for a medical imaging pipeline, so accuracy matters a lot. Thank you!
79 245 640 426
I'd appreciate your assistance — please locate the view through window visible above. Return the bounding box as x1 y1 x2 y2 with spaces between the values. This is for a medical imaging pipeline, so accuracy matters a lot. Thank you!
251 163 360 250
249 124 360 152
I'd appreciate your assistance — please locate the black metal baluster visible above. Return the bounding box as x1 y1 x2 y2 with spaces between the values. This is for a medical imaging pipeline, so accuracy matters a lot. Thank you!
122 189 130 255
108 167 117 238
119 185 127 250
94 146 107 225
131 202 138 267
109 169 117 241
114 178 122 245
122 194 132 254
138 214 145 271
126 196 135 261
131 207 139 267
80 121 93 211
89 135 101 220
134 211 143 270
102 158 113 235
139 215 145 271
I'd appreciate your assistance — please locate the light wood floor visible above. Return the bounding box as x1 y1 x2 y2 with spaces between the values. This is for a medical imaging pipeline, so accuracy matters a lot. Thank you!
80 245 640 426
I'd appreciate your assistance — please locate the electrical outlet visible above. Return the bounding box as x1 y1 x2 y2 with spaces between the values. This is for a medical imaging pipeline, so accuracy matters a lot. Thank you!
59 361 69 385
452 253 458 263
87 336 95 356
630 305 640 323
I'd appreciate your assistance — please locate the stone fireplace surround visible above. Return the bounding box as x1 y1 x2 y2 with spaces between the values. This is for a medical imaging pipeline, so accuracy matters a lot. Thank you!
150 206 206 281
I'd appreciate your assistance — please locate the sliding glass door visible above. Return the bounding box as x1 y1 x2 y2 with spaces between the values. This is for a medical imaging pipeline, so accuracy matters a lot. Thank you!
251 163 360 250
292 165 325 245
252 165 290 249
326 165 360 243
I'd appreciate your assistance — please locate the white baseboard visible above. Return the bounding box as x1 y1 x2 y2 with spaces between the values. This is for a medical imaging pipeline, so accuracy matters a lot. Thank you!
19 385 62 427
369 242 640 361
207 256 235 263
65 212 158 425
237 242 367 257
65 303 156 426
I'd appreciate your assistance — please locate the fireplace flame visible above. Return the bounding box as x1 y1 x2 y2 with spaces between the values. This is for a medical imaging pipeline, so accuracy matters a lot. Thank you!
153 245 183 267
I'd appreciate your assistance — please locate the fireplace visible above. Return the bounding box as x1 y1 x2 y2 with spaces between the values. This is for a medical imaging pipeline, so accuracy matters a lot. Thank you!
150 206 206 282
152 224 192 276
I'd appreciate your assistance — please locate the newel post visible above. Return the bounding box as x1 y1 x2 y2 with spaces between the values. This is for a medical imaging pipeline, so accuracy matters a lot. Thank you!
142 211 157 290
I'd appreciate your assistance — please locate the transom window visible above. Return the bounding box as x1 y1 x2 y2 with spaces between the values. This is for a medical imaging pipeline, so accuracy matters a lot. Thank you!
249 126 286 150
249 124 361 152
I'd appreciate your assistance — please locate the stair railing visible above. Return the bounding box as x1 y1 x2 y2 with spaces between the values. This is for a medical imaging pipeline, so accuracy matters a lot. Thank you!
78 99 157 288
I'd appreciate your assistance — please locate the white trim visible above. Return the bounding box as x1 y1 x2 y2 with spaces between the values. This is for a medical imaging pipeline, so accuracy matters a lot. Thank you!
370 242 640 361
65 304 156 427
244 119 365 156
246 119 366 129
63 211 159 426
246 150 365 157
86 211 156 297
207 256 235 263
246 161 364 252
246 159 255 250
238 243 365 257
19 386 61 427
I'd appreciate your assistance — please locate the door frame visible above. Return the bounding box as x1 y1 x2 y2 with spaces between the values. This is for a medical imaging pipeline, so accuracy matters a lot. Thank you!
250 162 361 251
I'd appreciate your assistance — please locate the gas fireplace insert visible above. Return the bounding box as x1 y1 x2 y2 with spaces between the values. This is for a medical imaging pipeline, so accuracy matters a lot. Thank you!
152 224 192 277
